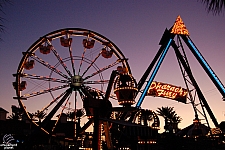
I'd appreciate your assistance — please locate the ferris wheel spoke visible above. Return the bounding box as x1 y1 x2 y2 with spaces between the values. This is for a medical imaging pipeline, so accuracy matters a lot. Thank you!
24 78 48 94
83 80 109 84
22 84 69 99
21 73 69 83
68 44 76 76
83 59 122 80
31 54 70 80
45 38 73 77
41 88 73 127
78 48 87 75
81 52 101 77
51 48 73 77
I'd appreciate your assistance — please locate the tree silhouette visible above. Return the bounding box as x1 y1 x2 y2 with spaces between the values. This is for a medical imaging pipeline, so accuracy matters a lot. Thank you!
156 106 182 132
34 110 46 123
157 107 175 123
200 0 225 14
66 109 84 121
7 112 21 120
27 112 37 122
67 111 75 121
8 105 23 120
171 113 182 124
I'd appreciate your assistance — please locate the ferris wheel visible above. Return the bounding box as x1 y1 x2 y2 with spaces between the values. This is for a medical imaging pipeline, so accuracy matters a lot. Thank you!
13 28 131 134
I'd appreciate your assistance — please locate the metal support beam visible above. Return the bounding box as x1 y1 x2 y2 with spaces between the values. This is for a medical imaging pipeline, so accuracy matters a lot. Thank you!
172 40 219 127
181 35 225 100
92 109 101 150
136 38 173 108
103 121 113 150
41 88 73 128
105 70 118 100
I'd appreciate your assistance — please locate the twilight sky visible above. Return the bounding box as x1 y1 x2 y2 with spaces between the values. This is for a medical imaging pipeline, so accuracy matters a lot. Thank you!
0 0 225 132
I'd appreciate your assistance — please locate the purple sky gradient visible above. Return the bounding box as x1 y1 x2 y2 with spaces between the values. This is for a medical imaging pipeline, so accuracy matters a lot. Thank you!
0 0 225 132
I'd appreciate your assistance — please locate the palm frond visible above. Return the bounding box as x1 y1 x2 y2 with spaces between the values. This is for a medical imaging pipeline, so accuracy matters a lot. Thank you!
0 0 11 40
200 0 225 14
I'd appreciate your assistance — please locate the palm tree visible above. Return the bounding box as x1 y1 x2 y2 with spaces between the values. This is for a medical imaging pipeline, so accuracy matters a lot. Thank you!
67 109 84 121
156 107 175 124
8 105 23 120
67 111 75 121
34 110 46 123
156 106 182 132
11 105 23 114
171 113 182 124
76 109 85 118
200 0 225 14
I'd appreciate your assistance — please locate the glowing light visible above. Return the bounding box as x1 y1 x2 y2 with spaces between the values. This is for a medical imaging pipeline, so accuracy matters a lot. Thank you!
188 39 225 97
147 81 187 103
118 100 135 105
138 140 157 144
114 86 138 92
171 15 189 36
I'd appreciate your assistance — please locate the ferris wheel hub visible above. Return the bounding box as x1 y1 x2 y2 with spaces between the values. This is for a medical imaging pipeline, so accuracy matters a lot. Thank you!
71 75 83 87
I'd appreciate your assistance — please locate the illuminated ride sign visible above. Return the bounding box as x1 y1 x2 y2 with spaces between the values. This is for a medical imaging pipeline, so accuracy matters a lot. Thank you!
146 81 188 103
